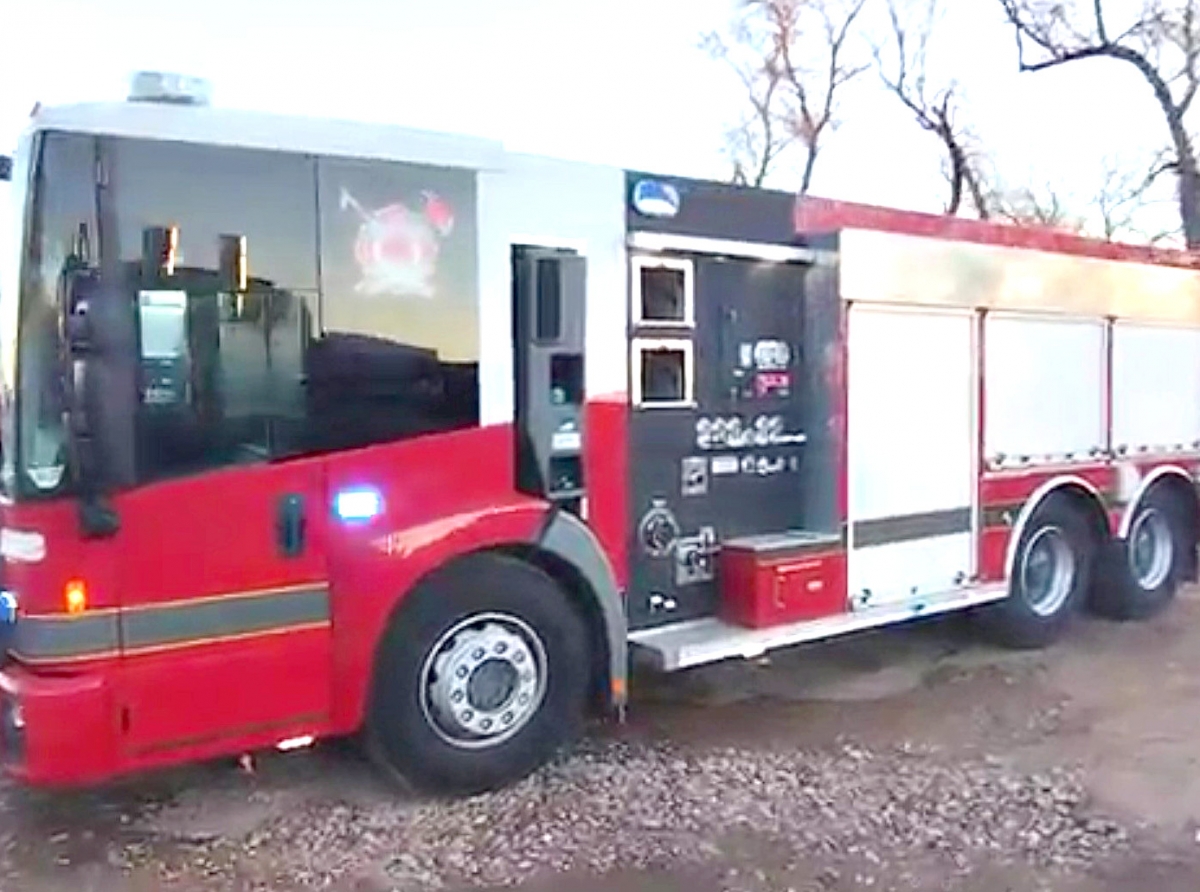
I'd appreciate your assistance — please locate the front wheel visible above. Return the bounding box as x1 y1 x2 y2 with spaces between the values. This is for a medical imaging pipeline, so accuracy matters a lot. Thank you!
366 553 590 796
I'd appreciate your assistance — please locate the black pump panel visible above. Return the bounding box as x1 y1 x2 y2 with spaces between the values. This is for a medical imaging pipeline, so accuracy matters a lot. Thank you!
622 173 843 631
512 246 588 512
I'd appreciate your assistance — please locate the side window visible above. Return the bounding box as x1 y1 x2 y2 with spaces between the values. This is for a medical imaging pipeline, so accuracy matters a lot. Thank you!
310 156 480 452
109 139 482 485
109 138 317 482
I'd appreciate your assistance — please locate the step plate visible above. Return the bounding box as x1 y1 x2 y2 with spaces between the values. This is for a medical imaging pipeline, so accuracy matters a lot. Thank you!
628 583 1009 672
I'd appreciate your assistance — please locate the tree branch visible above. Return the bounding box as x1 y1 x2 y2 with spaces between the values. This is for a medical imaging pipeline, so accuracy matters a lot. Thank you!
995 0 1200 245
1093 0 1108 45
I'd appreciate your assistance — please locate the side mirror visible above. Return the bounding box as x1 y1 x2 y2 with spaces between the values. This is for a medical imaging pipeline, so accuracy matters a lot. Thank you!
60 272 120 538
59 252 137 539
0 155 11 182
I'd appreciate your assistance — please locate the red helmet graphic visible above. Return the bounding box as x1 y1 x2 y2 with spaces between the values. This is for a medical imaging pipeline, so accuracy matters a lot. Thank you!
341 187 455 298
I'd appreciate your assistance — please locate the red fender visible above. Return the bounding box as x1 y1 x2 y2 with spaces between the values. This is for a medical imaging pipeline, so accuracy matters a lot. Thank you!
326 497 551 732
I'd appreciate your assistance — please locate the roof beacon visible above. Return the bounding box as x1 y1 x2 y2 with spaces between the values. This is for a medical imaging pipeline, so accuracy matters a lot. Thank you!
127 71 213 107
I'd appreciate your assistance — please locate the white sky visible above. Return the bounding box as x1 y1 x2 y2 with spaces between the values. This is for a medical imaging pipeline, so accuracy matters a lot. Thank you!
0 0 1183 236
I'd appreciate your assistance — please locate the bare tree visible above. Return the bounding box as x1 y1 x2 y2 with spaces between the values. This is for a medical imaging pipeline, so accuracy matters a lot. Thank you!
996 0 1200 247
700 23 792 186
1089 153 1181 242
974 151 1179 241
873 0 991 216
704 0 870 192
986 181 1088 230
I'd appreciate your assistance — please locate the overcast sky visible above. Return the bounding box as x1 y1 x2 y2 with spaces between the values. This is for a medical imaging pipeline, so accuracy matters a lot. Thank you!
0 0 1183 235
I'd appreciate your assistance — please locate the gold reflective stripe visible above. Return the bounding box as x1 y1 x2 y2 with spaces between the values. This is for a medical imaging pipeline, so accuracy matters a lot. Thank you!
12 584 330 663
12 612 120 663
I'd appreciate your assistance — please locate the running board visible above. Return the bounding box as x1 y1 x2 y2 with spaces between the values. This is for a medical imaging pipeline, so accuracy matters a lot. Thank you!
628 583 1009 672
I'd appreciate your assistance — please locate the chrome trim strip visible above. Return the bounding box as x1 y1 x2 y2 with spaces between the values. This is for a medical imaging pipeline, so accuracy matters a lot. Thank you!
628 231 827 265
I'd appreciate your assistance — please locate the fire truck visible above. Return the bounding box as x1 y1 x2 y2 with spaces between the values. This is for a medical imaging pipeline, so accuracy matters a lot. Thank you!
1 71 1199 796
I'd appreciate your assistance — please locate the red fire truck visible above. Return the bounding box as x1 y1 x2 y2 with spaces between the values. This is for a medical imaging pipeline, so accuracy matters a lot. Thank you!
1 72 1199 795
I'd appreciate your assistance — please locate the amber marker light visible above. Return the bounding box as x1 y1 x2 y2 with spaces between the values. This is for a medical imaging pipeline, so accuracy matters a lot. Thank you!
64 579 88 615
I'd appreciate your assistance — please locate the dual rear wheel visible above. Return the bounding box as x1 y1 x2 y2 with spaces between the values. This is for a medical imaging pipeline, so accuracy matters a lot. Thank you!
982 486 1190 649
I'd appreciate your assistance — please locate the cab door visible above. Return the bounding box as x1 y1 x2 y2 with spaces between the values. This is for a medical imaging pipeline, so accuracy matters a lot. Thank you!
113 283 331 758
100 135 332 758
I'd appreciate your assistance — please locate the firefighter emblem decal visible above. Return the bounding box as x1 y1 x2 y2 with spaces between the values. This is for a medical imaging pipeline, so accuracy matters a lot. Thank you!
340 187 455 298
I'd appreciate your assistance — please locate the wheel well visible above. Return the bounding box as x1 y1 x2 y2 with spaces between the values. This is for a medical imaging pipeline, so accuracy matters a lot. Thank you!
365 545 613 735
1138 473 1200 581
1052 483 1111 556
1007 482 1111 581
495 543 612 715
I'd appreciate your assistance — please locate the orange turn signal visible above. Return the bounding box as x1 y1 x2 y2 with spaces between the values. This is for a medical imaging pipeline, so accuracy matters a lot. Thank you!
64 579 87 615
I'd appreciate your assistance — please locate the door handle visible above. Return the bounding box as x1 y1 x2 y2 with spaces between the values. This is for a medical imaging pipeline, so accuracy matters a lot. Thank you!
277 493 306 557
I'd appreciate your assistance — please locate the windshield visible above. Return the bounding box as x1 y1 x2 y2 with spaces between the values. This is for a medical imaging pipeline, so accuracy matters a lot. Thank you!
0 139 29 496
10 132 98 497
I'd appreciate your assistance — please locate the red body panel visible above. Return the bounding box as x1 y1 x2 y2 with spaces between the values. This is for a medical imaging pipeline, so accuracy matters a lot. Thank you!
1 499 121 621
322 423 549 733
978 464 1117 583
0 665 115 785
0 411 632 785
583 394 629 590
980 464 1118 509
113 457 331 755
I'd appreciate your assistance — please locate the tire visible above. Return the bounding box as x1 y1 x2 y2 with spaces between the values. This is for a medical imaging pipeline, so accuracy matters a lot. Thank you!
365 552 590 797
979 494 1095 649
1090 485 1187 621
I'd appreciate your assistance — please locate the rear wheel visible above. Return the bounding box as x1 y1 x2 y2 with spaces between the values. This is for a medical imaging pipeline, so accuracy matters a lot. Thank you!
1091 485 1187 621
979 494 1094 649
366 553 590 796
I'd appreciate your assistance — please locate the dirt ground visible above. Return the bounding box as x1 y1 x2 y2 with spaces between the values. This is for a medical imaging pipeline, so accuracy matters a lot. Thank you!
3 588 1200 891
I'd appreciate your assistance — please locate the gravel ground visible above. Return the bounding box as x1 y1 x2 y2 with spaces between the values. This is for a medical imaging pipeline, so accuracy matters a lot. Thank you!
5 737 1129 892
290 741 1125 890
3 596 1200 891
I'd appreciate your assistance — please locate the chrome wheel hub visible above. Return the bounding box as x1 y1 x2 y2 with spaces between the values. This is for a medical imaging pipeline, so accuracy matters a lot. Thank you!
1129 508 1173 591
1021 526 1075 617
419 612 546 750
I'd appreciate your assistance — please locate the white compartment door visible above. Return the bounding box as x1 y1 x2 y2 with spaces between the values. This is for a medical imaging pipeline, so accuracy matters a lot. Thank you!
1111 322 1200 455
846 305 976 608
984 313 1106 467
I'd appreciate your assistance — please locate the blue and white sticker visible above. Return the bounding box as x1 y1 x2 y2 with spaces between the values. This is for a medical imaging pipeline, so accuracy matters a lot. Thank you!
631 179 681 219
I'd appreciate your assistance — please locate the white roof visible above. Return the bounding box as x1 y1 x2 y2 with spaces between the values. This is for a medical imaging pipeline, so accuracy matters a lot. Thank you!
28 100 508 171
